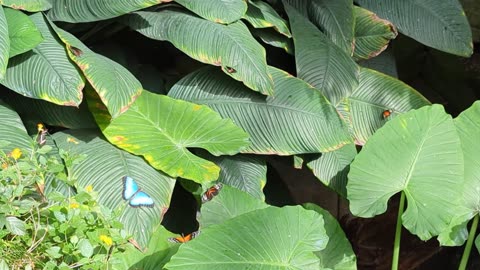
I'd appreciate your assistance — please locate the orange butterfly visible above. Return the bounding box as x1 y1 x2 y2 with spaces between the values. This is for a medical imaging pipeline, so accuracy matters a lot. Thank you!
382 109 393 119
37 123 48 146
168 231 200 243
201 183 223 203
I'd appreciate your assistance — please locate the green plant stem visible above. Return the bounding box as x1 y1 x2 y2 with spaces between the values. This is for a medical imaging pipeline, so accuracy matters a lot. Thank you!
458 214 479 270
392 191 406 270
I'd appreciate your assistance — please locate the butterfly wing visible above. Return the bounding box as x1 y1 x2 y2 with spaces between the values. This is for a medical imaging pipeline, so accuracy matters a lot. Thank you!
168 231 200 243
122 176 139 200
129 191 154 208
201 183 223 203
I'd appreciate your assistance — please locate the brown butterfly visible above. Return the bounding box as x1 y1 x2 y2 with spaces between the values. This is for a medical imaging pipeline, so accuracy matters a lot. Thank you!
382 109 393 119
201 183 223 203
168 231 200 243
68 45 83 57
37 123 48 146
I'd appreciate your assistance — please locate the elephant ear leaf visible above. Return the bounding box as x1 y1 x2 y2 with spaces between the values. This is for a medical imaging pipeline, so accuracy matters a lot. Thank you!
166 206 328 270
347 105 464 240
0 7 8 80
92 90 250 183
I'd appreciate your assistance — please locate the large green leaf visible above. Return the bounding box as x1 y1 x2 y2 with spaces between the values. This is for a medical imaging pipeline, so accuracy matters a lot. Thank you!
0 7 8 79
175 0 247 24
337 67 430 145
0 0 51 12
169 66 352 155
283 0 354 55
284 2 359 106
125 10 274 96
53 130 176 248
353 6 397 60
304 203 357 270
198 185 268 228
49 21 142 118
243 0 291 37
166 206 328 270
0 100 32 152
347 105 464 240
47 0 167 23
356 0 473 57
438 101 480 245
202 153 266 200
306 143 357 198
96 90 249 183
4 7 43 58
0 13 84 106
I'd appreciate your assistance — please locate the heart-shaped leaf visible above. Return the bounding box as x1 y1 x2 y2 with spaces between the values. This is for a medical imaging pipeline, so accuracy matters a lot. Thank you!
347 104 464 240
93 90 249 183
166 206 328 270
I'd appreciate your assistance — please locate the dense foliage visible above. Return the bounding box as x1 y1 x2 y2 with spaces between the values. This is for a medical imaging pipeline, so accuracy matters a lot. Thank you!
0 0 478 269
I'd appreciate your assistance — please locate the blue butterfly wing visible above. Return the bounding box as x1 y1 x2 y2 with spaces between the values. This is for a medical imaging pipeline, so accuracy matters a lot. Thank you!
122 176 139 200
122 176 154 208
129 191 154 208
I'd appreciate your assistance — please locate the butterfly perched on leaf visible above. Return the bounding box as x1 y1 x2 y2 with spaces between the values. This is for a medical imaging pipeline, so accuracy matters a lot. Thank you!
201 183 223 203
168 231 200 243
36 123 48 146
382 109 393 119
122 176 154 208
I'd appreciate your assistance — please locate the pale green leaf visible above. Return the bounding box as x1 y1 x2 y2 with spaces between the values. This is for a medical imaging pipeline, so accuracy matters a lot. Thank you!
166 206 328 270
5 216 26 236
98 90 249 183
304 203 357 270
78 239 94 258
198 185 268 228
347 105 464 240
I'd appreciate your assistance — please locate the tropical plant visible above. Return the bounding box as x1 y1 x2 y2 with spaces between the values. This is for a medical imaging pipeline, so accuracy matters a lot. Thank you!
0 0 478 269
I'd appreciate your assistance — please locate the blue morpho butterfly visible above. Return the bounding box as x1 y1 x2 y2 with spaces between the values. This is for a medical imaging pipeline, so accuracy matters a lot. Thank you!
122 176 154 208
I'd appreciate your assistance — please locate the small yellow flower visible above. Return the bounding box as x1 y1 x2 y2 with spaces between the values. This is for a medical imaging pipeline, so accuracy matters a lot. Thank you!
69 202 80 209
67 137 79 144
85 185 93 192
10 148 22 160
37 123 44 132
99 234 113 246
